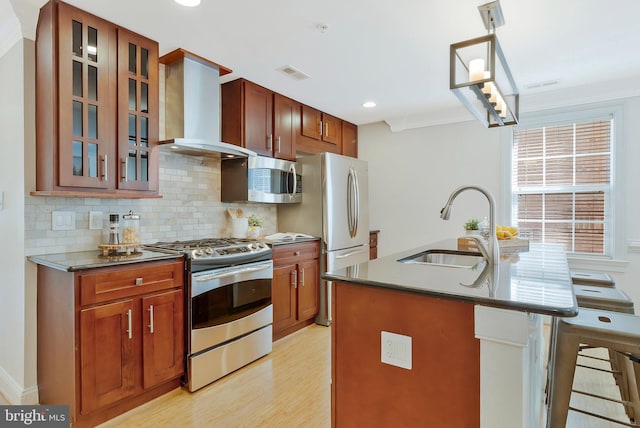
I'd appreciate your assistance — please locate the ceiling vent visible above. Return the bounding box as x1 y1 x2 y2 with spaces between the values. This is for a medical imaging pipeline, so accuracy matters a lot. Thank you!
278 65 311 80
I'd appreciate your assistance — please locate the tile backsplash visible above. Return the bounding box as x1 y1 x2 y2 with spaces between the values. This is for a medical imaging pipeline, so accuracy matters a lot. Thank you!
24 153 277 256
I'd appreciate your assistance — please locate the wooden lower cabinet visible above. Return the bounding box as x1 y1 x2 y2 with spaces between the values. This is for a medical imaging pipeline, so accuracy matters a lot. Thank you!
272 240 320 340
37 258 184 427
369 230 379 260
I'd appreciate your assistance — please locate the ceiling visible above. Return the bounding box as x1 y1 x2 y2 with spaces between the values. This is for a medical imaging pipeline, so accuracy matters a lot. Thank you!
6 0 640 130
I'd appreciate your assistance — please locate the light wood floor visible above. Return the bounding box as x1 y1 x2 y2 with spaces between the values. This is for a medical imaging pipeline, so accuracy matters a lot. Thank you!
0 323 633 427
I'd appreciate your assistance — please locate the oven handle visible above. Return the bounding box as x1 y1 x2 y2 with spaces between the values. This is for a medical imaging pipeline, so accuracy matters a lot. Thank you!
194 262 272 283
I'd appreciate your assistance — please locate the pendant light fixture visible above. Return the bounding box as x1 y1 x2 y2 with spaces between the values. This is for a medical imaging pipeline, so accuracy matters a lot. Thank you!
450 0 519 127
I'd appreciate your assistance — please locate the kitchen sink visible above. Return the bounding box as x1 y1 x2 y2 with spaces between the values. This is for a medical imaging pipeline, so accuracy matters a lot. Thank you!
397 249 485 268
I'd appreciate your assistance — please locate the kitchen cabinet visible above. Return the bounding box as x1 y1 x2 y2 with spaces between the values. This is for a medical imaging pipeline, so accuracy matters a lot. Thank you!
273 93 299 161
222 78 297 160
297 105 342 154
369 230 379 260
34 0 159 198
272 240 320 340
342 121 358 158
36 258 184 427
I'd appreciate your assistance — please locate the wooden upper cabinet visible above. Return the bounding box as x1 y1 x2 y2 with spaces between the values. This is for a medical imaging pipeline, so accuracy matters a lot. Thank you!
34 0 160 198
298 105 342 155
342 121 358 158
51 2 116 190
222 79 298 160
244 81 273 156
116 28 159 192
301 105 322 140
273 94 298 161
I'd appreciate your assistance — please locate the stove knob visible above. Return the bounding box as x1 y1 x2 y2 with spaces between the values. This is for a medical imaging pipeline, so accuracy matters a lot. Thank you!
192 248 204 258
204 247 214 255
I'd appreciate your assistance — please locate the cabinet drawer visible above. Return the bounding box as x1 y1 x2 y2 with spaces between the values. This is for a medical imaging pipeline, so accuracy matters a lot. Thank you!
272 241 320 267
80 259 184 306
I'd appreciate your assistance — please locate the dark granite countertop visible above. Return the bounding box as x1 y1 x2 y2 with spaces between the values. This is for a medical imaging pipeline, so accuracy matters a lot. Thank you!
322 239 578 317
28 249 184 272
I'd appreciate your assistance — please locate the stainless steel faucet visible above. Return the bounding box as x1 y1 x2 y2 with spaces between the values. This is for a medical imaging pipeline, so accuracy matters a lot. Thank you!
440 185 499 265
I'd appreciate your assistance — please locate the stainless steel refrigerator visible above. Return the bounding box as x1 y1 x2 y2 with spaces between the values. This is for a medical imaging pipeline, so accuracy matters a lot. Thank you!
278 152 370 326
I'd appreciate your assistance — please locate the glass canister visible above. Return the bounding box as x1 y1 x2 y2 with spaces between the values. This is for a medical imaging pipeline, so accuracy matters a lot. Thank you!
122 210 141 244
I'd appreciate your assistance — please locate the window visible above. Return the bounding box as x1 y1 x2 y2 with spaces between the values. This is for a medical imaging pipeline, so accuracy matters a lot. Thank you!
510 117 613 256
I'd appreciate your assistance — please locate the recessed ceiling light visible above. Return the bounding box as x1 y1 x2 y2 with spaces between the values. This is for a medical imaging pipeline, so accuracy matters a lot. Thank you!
174 0 201 7
362 101 376 108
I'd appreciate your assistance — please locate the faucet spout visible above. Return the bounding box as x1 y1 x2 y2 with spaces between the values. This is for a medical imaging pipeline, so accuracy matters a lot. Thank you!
440 185 499 265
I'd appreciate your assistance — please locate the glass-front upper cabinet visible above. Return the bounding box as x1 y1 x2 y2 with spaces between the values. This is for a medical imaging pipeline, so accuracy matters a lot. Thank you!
56 3 116 189
116 29 159 192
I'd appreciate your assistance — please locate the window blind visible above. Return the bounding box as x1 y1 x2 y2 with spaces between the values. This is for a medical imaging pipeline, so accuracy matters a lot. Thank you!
511 119 612 255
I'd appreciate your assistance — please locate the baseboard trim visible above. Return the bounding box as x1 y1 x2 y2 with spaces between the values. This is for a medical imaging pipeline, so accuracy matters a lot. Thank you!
0 365 39 404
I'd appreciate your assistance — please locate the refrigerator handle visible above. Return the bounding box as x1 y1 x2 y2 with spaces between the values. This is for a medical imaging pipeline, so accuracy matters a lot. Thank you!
347 167 359 238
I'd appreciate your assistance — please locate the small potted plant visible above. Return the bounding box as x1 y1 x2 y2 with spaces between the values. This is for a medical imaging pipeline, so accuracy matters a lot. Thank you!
247 214 263 238
464 218 480 235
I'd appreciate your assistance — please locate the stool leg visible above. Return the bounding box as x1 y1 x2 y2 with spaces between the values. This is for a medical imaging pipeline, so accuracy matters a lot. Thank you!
547 328 580 428
623 357 640 422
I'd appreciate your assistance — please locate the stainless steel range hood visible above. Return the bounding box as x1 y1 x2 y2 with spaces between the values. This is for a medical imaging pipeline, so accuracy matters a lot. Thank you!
159 49 255 158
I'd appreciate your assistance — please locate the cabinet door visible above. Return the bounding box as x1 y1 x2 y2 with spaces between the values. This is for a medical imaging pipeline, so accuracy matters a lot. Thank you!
322 113 342 149
297 259 319 321
80 299 137 413
142 289 184 389
244 81 273 156
342 121 358 158
57 3 116 189
273 93 298 160
116 28 159 192
301 105 322 140
273 264 298 333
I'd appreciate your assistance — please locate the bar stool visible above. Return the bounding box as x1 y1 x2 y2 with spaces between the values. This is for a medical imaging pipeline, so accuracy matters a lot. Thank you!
573 284 635 411
571 270 615 288
547 308 640 428
546 284 634 400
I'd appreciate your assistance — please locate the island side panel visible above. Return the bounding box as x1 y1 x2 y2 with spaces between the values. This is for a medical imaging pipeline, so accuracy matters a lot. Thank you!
332 281 480 428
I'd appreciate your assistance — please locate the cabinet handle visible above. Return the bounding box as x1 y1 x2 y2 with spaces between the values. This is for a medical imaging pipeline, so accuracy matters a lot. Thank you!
101 155 108 182
120 158 127 182
277 136 281 153
135 277 143 285
126 309 132 340
294 251 301 256
300 268 305 286
292 270 297 288
325 122 329 137
148 305 154 334
268 134 273 150
319 121 322 137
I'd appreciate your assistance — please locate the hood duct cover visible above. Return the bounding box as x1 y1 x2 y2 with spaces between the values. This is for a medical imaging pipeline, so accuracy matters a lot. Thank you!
159 49 254 157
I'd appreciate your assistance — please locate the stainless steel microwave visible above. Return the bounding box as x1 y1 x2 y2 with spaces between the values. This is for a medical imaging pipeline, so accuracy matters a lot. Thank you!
221 155 301 204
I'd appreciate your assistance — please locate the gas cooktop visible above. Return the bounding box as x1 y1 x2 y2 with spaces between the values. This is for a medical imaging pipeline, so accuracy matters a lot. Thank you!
146 238 271 261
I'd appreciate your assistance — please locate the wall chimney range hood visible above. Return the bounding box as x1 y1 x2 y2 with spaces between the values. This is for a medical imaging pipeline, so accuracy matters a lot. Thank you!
159 49 255 158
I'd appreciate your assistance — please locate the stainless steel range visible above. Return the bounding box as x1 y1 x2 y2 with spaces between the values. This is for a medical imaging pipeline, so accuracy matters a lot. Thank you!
146 238 273 391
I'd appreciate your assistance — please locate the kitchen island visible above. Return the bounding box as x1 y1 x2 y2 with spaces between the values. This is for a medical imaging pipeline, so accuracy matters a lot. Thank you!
323 240 577 428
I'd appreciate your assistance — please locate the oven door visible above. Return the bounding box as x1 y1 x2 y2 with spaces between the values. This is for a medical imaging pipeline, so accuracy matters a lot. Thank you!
190 260 273 354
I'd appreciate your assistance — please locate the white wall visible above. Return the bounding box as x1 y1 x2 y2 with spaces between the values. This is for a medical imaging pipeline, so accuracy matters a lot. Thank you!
0 39 36 404
359 96 640 309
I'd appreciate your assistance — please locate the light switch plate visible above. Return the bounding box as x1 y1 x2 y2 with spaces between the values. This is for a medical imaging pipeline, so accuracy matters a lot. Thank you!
89 211 103 230
381 331 412 370
52 211 76 231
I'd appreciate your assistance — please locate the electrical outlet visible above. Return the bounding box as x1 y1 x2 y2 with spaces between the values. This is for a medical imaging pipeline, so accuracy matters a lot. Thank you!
89 211 103 230
381 331 412 370
52 211 76 231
